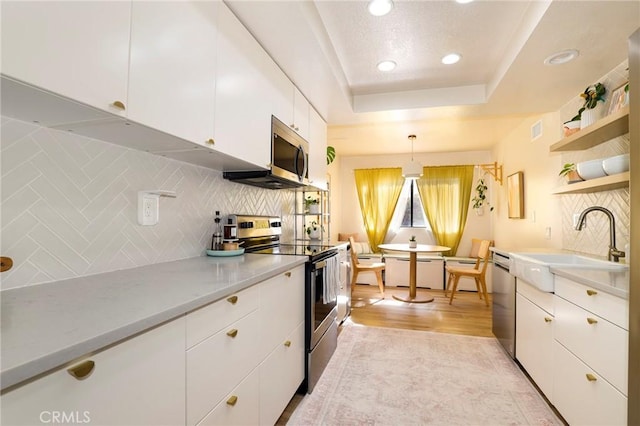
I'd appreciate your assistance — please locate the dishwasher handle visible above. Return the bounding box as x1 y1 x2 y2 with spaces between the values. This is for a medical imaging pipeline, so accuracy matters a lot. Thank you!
493 252 511 270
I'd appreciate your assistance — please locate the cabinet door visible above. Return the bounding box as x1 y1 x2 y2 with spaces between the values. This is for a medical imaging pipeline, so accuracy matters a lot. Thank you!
308 108 328 190
293 87 310 139
259 322 305 426
1 1 130 116
213 4 272 169
553 341 627 425
129 1 218 146
515 293 554 400
1 318 186 426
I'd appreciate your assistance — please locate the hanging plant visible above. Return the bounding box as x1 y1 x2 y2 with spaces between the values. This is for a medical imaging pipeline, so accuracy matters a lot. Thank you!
326 146 336 165
471 178 493 211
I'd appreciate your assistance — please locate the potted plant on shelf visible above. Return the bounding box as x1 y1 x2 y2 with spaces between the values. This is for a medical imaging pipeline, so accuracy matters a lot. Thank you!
304 196 320 214
577 82 606 129
306 221 322 240
471 178 493 215
326 146 336 165
559 162 583 184
409 235 417 248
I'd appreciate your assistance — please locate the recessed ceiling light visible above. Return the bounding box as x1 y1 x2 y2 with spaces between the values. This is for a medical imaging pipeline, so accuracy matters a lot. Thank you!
441 53 461 65
377 60 396 72
368 0 393 17
455 0 475 4
544 49 579 65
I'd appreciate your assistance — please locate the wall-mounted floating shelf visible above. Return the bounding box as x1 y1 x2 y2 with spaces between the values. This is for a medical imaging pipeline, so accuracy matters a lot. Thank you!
479 161 503 185
552 172 629 194
550 106 629 152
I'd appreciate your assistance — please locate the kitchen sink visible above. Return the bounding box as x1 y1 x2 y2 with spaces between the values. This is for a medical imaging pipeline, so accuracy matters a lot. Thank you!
509 252 628 292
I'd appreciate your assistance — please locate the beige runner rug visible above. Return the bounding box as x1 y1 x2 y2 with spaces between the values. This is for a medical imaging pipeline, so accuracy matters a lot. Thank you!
288 324 562 425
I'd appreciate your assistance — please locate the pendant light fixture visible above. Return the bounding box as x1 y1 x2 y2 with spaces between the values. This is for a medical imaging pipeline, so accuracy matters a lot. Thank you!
402 134 422 180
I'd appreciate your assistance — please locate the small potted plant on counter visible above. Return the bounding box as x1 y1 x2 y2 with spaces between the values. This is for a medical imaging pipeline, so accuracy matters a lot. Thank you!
304 196 320 214
559 162 583 184
409 235 417 248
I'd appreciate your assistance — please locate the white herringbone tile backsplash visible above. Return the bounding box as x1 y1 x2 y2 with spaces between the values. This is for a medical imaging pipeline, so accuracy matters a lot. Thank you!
1 116 294 290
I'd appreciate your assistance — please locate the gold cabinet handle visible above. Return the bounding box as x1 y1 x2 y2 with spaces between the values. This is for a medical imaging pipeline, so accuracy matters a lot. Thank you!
226 395 238 406
206 138 215 145
112 100 126 110
0 256 13 272
227 295 238 305
544 317 552 323
284 340 291 347
586 289 598 296
586 373 597 382
67 360 95 380
285 271 292 278
587 317 598 325
226 329 238 338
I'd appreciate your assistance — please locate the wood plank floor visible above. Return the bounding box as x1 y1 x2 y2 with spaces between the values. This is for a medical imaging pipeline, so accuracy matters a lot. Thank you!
276 284 494 424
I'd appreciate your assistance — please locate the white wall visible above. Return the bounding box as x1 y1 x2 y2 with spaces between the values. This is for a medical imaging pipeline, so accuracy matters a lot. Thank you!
335 150 494 255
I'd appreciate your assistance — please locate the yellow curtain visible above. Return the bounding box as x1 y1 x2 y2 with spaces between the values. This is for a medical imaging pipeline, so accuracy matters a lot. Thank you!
416 165 474 256
354 168 405 252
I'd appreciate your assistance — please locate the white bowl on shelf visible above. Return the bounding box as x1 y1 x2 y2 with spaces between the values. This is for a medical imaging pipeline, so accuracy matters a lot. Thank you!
576 159 606 180
602 154 630 175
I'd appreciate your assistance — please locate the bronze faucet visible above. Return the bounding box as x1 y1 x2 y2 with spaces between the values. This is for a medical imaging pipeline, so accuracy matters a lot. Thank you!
575 206 626 262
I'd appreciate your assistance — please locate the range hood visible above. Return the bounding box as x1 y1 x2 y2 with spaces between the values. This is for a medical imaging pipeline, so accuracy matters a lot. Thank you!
222 170 305 189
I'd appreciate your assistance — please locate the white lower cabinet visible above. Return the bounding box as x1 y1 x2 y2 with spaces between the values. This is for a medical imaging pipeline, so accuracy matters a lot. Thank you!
553 341 627 425
259 322 305 425
197 369 260 426
515 280 554 400
1 318 186 426
552 275 628 424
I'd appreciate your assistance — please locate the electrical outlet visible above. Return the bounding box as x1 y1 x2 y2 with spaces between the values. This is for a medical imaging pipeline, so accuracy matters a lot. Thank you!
573 213 581 228
138 193 159 225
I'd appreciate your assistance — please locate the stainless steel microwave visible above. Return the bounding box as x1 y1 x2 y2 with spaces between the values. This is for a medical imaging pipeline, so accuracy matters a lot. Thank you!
223 116 309 189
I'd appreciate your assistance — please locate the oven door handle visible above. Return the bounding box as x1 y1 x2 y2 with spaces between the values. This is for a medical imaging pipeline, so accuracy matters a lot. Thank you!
314 260 327 270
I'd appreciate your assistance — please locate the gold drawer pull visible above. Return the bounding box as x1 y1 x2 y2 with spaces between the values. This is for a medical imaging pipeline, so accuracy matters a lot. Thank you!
226 395 238 406
0 256 13 272
206 138 215 145
285 271 292 278
227 329 238 338
586 289 598 296
587 317 598 325
112 100 126 110
227 295 238 305
544 317 552 323
284 340 292 347
586 373 597 382
67 360 95 380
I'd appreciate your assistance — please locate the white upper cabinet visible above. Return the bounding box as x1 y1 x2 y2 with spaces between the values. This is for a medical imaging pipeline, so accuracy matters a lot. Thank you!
213 4 274 169
1 1 131 116
128 1 218 147
308 107 328 190
293 87 310 139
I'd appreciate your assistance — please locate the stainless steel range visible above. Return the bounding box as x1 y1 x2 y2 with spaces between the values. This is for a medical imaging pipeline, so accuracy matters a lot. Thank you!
229 215 339 393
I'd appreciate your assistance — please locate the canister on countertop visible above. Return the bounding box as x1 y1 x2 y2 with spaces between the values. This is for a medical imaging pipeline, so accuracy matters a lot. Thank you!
212 211 223 250
224 223 237 240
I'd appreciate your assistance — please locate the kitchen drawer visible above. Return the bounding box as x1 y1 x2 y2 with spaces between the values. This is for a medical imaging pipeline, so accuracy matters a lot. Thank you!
197 368 259 426
259 321 305 425
187 309 261 425
259 266 305 357
1 318 185 426
517 279 554 314
553 341 627 425
554 296 628 395
186 284 259 349
555 276 628 330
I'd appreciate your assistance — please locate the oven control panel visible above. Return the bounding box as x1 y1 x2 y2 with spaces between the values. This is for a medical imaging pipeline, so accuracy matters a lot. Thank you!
227 215 282 239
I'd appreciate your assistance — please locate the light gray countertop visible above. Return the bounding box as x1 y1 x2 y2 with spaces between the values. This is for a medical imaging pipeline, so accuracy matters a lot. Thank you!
550 266 629 299
0 254 307 391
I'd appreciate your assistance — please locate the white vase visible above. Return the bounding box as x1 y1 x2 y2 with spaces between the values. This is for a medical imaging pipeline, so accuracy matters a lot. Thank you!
409 241 417 248
308 204 320 214
308 229 321 239
580 103 604 129
475 206 485 216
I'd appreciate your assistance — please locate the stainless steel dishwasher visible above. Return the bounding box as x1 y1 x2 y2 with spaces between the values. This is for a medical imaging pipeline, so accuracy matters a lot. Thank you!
492 251 516 358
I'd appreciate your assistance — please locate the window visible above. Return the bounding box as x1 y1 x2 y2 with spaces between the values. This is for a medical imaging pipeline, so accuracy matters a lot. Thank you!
400 180 427 227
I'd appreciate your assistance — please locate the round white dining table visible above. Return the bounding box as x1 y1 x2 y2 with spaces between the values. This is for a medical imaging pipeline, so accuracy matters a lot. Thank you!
378 243 450 303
